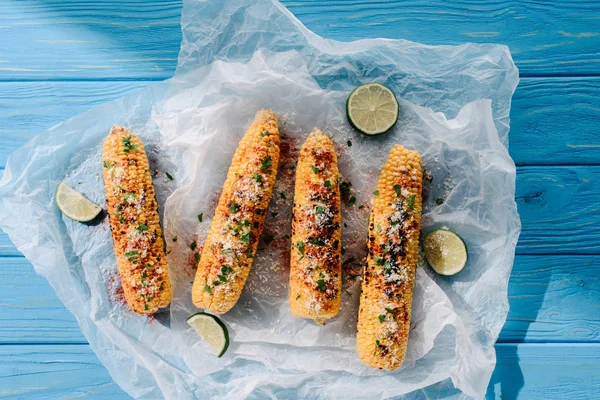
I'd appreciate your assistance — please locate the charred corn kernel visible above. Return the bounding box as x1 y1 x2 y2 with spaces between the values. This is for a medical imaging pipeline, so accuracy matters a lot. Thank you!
192 110 280 314
356 145 423 370
102 126 172 315
289 129 342 322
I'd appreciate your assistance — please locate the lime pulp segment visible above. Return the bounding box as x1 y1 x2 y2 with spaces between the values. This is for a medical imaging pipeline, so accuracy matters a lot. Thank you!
423 229 468 276
346 83 399 135
187 312 230 357
55 181 102 222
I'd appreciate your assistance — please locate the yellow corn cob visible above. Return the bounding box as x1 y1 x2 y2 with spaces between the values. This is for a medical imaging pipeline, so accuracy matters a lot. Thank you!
289 129 342 322
356 145 423 370
102 126 172 314
192 110 280 314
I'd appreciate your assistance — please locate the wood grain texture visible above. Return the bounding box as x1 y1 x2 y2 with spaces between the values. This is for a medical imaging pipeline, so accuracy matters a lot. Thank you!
0 345 127 399
0 343 598 399
488 344 600 399
1 0 600 79
516 166 600 254
1 78 599 169
0 0 182 80
1 255 597 344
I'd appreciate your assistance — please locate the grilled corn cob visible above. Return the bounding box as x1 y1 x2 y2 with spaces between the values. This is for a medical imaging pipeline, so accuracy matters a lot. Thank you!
102 126 172 314
356 145 423 370
289 129 342 322
192 110 280 314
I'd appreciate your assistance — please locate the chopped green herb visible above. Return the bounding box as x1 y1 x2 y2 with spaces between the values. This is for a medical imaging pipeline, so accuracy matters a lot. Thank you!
394 185 401 196
204 284 212 294
373 189 379 196
436 197 444 205
190 241 197 251
319 272 325 278
218 275 227 283
141 272 148 287
407 194 416 210
378 314 386 322
198 213 203 222
165 172 174 181
373 255 384 266
324 180 332 188
172 236 177 242
230 201 239 213
144 303 149 311
262 234 274 243
213 280 221 286
283 234 290 240
385 307 396 315
259 130 269 137
241 232 251 243
128 160 135 165
253 174 263 183
296 294 301 300
122 136 138 153
124 250 139 263
135 222 148 233
145 263 152 269
240 219 250 227
343 222 348 228
271 212 278 217
309 238 324 246
103 160 116 169
345 290 352 297
347 196 356 207
340 181 352 200
358 205 364 210
311 165 319 174
316 279 327 292
376 339 381 346
221 265 233 274
222 248 231 254
347 139 352 147
261 156 272 171
295 241 305 260
194 253 200 262
280 192 287 200
382 262 392 274
123 192 136 202
315 206 325 214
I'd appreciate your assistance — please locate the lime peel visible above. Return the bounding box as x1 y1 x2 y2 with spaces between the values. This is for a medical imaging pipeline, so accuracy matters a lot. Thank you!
187 312 230 357
56 181 102 222
423 229 468 276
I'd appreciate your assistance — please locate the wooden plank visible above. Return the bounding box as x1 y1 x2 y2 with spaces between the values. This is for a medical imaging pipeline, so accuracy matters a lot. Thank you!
1 255 597 344
501 256 600 342
1 1 600 79
0 343 598 399
0 78 599 168
3 164 599 256
516 166 600 254
0 0 181 80
488 344 600 399
510 77 600 165
0 345 128 399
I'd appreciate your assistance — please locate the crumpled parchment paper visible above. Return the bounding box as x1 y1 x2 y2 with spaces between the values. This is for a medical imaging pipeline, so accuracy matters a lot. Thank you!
0 0 520 399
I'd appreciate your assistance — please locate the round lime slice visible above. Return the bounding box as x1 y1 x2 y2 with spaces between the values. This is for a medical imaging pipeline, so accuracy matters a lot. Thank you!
187 312 230 357
423 229 468 276
346 82 399 135
56 181 102 222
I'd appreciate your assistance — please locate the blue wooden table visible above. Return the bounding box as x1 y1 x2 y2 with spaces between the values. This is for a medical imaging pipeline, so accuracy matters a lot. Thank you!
1 1 599 399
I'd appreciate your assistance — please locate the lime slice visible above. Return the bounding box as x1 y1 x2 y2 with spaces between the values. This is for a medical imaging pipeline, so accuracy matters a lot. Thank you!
346 83 399 135
187 312 229 357
423 229 468 276
56 181 102 222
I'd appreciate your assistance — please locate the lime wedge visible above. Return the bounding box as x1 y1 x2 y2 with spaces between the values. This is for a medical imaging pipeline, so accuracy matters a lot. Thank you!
187 312 229 357
346 83 399 135
423 229 468 276
56 181 102 222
